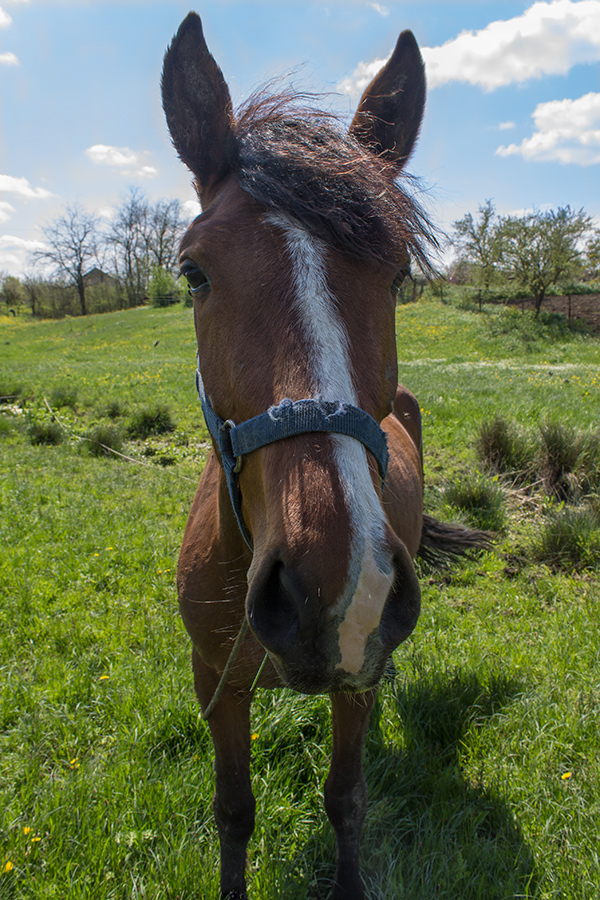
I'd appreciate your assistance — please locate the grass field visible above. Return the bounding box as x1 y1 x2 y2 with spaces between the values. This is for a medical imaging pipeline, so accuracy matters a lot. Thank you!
1 298 599 899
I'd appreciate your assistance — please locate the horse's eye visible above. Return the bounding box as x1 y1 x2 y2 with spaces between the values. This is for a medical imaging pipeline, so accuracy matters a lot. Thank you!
180 261 210 294
392 266 411 295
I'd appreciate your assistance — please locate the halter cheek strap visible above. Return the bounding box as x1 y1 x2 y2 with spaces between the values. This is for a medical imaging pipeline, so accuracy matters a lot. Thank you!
196 360 389 550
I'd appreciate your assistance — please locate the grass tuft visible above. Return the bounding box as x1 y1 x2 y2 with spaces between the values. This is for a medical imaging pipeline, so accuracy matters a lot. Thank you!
128 404 176 439
532 504 600 571
444 474 506 533
103 399 126 420
28 420 64 445
476 416 533 479
49 383 78 410
82 425 124 458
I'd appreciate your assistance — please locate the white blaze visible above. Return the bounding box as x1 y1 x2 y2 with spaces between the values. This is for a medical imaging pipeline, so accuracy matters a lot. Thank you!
273 214 393 675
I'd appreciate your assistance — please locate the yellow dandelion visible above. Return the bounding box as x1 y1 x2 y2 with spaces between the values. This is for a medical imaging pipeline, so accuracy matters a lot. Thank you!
23 827 32 835
69 758 80 769
251 733 259 741
99 675 109 681
2 861 14 874
561 771 572 780
31 837 41 844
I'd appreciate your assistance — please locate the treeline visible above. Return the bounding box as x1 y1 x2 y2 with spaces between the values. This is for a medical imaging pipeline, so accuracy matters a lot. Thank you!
1 189 193 319
446 202 600 314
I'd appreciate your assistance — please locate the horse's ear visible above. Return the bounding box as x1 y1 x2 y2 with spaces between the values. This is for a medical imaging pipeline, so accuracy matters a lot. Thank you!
161 13 236 201
350 30 425 170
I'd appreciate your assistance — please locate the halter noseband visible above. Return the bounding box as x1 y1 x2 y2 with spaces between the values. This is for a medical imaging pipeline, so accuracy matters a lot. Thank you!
196 360 389 550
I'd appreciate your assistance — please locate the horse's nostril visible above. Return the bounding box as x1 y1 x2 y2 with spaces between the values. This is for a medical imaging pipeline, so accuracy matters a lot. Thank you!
247 557 301 656
378 547 421 650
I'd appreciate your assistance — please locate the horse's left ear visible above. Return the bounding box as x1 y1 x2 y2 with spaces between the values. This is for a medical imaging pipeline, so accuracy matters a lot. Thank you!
350 30 426 170
161 12 237 201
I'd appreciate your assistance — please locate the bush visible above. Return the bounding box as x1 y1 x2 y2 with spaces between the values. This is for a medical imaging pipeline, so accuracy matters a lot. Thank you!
532 505 600 571
128 405 175 438
28 421 64 446
444 474 506 533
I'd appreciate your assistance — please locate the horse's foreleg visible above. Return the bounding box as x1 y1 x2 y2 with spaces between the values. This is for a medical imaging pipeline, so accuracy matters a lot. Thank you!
324 689 376 900
192 648 255 900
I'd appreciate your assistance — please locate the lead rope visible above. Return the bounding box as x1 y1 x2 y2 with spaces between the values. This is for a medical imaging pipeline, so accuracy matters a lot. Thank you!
201 619 250 720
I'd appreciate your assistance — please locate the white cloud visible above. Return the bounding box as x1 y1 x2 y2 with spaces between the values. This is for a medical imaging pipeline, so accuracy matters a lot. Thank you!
85 144 158 178
339 0 600 96
0 174 53 199
0 8 12 27
368 3 389 16
0 200 15 222
0 234 47 277
0 51 18 64
0 234 45 251
499 121 516 131
497 91 600 164
182 199 201 220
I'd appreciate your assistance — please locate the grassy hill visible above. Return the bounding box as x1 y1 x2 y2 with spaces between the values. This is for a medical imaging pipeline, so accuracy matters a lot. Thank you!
1 299 599 899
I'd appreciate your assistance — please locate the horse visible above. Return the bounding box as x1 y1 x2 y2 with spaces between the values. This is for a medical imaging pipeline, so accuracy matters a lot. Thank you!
161 13 486 900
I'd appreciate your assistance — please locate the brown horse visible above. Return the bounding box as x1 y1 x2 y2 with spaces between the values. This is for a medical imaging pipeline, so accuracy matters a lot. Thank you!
162 13 482 900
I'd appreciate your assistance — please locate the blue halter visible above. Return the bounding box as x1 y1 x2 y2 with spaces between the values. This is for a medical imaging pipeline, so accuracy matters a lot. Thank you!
196 359 389 550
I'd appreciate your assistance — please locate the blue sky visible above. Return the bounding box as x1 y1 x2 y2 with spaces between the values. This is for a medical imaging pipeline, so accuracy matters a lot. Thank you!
1 0 599 276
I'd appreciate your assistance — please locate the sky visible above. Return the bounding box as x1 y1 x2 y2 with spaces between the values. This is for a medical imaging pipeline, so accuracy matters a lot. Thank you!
1 0 599 277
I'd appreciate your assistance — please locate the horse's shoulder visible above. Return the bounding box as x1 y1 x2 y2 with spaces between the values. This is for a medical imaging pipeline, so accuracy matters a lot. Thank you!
387 383 422 452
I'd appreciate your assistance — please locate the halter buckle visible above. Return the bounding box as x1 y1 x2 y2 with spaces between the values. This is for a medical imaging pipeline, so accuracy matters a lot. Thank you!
220 419 243 474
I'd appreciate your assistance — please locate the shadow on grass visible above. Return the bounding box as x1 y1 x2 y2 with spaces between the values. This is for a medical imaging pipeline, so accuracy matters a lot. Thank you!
274 669 538 900
363 669 537 899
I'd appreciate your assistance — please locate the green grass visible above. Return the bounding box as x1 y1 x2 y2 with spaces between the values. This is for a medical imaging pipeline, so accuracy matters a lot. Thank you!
1 298 600 899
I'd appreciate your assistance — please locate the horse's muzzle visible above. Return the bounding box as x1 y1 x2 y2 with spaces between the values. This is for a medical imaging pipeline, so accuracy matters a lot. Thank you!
245 543 420 694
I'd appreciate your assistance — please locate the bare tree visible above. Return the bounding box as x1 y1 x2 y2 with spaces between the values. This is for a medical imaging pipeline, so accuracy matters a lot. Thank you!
107 190 188 306
148 198 188 273
33 204 101 316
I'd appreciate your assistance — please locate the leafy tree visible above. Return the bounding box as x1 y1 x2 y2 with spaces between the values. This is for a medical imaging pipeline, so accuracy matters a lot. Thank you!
585 229 600 279
451 200 500 295
495 206 591 315
0 274 24 313
147 265 186 307
33 204 101 316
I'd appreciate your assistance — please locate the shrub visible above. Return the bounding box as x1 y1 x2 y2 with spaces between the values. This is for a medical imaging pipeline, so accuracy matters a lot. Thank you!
476 416 534 479
82 425 124 458
28 421 64 446
128 405 175 439
444 474 506 533
532 505 600 571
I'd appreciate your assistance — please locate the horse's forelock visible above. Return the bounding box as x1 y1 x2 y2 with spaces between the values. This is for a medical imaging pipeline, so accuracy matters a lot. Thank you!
231 90 437 272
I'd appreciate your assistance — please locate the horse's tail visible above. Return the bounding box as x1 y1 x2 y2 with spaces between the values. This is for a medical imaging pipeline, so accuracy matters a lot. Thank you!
417 513 494 563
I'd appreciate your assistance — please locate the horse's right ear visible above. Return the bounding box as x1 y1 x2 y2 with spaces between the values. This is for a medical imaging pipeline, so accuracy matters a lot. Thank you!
161 13 236 202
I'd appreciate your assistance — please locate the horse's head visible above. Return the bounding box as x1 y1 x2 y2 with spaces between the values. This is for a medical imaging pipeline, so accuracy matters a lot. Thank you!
163 14 432 693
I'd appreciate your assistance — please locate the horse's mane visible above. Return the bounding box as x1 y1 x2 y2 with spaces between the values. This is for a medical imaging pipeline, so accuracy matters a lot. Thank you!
231 90 437 272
